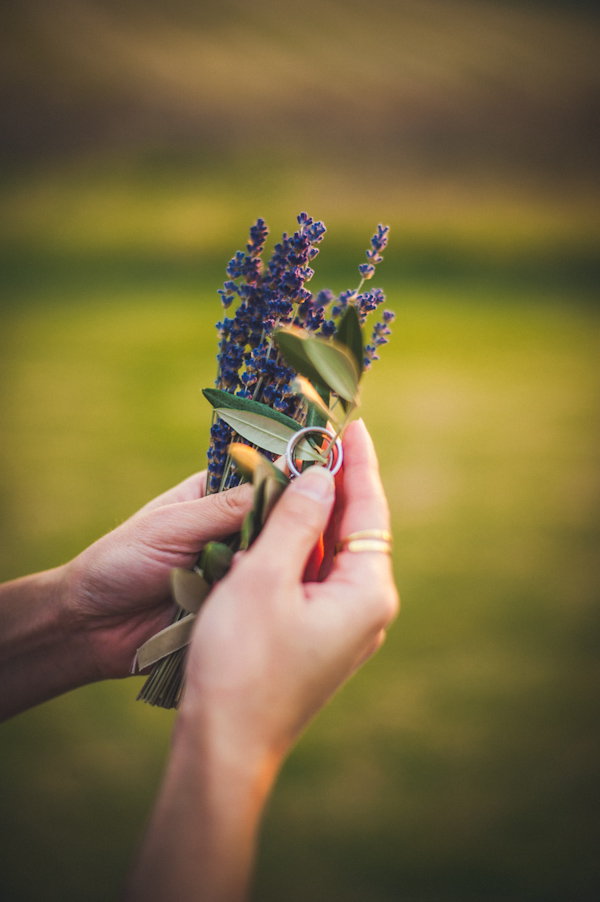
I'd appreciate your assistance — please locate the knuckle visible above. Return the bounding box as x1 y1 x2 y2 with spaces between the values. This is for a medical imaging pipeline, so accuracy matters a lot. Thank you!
374 582 400 628
214 484 252 519
285 511 319 542
263 494 323 547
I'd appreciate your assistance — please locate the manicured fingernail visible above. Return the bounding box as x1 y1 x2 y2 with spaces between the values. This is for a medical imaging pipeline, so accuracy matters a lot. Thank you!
294 466 335 501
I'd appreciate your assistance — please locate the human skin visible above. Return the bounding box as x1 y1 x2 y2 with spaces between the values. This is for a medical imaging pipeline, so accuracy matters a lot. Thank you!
0 474 253 721
125 419 399 902
0 419 398 902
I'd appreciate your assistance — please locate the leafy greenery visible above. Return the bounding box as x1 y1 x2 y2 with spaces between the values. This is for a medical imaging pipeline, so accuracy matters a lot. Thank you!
335 304 364 377
202 387 301 432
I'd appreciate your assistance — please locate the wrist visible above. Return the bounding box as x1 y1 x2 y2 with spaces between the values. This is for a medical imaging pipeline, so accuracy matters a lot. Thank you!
60 557 108 683
127 700 283 901
173 699 285 794
38 564 101 689
0 565 98 720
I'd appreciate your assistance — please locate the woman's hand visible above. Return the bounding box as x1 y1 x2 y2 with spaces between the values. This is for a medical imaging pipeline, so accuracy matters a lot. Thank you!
180 418 398 759
0 472 252 721
63 473 253 682
127 419 398 902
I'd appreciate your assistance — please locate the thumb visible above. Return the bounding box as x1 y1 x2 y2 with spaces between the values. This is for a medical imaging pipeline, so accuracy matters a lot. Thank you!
134 482 253 555
248 466 335 584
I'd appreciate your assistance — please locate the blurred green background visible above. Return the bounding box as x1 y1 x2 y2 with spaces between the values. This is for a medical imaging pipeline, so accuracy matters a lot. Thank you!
1 1 599 900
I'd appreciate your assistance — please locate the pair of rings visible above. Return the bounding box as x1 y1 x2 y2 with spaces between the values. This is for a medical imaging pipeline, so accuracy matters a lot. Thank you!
285 429 391 556
286 426 343 478
335 529 393 555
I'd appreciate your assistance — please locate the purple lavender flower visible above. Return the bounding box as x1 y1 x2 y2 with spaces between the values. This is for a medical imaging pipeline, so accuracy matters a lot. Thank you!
366 224 389 265
363 310 395 369
247 217 268 257
207 420 236 492
207 215 393 491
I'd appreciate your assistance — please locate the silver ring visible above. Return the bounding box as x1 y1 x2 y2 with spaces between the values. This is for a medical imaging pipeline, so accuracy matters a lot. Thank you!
285 426 343 478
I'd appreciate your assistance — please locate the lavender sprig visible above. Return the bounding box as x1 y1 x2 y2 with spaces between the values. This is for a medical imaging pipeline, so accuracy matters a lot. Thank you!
137 214 394 708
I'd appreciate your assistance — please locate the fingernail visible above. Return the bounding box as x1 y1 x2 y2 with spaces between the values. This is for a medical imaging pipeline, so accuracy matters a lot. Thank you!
294 466 335 501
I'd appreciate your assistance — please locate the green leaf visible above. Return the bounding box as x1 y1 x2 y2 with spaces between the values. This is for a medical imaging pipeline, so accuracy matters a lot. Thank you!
275 327 359 403
201 541 234 584
230 444 289 548
252 454 289 490
215 408 321 460
228 443 264 479
292 376 339 426
304 337 360 403
252 459 288 521
202 387 300 432
302 377 331 430
240 508 257 551
273 329 330 392
261 474 286 522
228 442 290 488
336 304 364 377
170 568 211 614
252 477 267 527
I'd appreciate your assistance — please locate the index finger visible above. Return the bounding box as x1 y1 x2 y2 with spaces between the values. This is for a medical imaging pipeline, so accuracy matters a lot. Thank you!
137 471 208 513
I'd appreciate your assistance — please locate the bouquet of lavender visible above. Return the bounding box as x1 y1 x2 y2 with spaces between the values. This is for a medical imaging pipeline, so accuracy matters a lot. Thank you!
136 213 393 708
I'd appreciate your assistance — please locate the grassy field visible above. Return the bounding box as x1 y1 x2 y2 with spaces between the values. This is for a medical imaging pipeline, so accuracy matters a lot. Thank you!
0 156 598 900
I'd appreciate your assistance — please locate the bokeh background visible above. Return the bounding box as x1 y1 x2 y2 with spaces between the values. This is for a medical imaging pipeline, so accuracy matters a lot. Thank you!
1 1 599 900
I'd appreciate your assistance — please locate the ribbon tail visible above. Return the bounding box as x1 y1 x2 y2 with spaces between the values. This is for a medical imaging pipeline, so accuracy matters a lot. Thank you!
136 613 196 671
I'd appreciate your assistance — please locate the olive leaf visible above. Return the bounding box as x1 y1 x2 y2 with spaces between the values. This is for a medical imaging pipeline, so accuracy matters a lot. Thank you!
252 455 288 522
304 337 360 403
228 442 288 487
275 327 360 404
261 475 286 522
240 505 259 550
227 442 263 480
336 304 364 377
273 328 330 393
292 376 340 426
202 387 300 432
229 443 289 550
201 541 234 584
215 408 322 460
170 568 211 614
252 453 289 489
